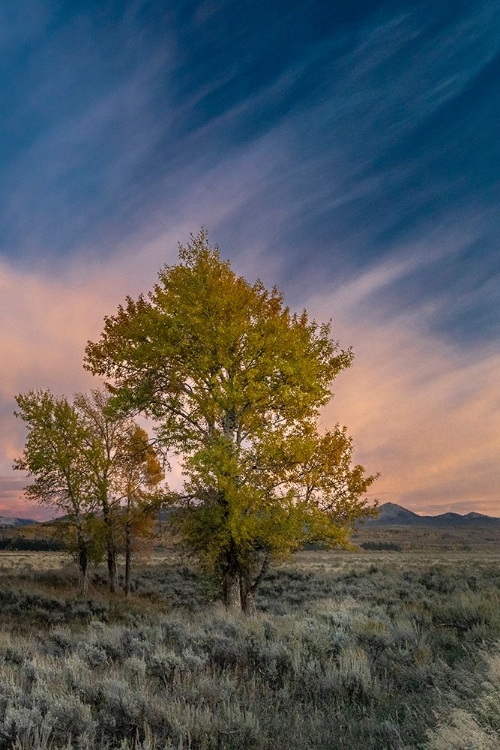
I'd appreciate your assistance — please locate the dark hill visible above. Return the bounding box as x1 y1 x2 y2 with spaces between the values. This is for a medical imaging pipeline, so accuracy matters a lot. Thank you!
367 502 500 527
0 516 37 528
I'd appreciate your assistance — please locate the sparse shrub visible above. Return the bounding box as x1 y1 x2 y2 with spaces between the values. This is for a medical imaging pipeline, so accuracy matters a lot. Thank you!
76 642 109 668
337 646 373 699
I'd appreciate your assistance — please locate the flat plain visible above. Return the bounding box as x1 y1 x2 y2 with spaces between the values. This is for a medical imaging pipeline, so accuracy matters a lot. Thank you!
0 525 498 749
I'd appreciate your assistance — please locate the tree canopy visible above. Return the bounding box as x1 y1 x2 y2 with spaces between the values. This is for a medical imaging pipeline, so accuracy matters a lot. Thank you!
85 230 377 610
13 390 97 592
113 423 164 595
14 388 163 594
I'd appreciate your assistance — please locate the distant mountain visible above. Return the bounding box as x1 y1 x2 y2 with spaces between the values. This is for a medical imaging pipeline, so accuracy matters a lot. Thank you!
370 503 420 525
366 502 500 527
0 516 37 528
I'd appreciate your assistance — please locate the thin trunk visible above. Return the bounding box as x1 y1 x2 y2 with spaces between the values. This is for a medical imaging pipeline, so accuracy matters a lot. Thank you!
240 573 257 615
77 529 88 596
102 498 117 593
107 547 117 593
240 553 269 615
124 521 131 596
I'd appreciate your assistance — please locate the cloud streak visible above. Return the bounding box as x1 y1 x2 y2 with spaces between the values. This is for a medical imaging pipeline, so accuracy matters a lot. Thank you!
0 1 498 517
309 252 500 516
2 228 499 519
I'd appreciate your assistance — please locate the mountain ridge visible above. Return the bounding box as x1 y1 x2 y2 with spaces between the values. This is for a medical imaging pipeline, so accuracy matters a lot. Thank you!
367 502 500 526
0 516 37 527
1 503 498 529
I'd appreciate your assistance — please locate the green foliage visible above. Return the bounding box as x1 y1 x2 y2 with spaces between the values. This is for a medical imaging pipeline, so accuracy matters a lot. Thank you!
14 389 164 594
85 230 377 607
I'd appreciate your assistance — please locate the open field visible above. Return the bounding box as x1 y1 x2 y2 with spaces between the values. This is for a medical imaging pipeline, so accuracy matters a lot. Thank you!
0 552 67 571
2 542 499 576
0 537 499 749
352 522 500 554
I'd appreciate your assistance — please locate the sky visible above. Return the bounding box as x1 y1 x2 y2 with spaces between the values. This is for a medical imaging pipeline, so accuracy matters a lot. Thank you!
0 0 499 520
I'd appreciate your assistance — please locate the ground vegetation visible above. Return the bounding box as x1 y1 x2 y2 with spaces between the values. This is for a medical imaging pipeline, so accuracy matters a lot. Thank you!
0 548 498 748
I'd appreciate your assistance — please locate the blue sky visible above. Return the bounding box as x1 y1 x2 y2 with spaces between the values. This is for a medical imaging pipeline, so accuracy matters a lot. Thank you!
0 0 499 517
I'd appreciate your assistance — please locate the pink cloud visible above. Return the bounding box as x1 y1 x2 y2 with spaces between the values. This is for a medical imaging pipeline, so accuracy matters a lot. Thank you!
1 239 499 521
308 266 500 517
0 235 185 518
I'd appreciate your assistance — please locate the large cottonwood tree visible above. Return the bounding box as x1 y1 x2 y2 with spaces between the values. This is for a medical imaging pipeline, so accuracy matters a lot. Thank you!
85 231 377 610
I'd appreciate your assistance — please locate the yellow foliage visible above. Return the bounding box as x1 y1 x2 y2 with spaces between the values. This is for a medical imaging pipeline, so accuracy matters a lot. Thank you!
85 231 377 603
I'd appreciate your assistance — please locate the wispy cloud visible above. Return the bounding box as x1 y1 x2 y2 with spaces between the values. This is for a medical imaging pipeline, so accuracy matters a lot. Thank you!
2 0 498 278
2 225 499 519
0 0 498 517
308 253 500 516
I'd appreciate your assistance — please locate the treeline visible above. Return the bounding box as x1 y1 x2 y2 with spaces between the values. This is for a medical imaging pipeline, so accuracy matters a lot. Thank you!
360 541 402 551
0 536 64 551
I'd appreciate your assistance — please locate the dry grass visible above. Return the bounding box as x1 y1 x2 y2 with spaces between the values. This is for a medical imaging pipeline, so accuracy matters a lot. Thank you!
352 522 500 553
426 645 500 749
0 538 499 748
0 552 67 571
277 545 500 576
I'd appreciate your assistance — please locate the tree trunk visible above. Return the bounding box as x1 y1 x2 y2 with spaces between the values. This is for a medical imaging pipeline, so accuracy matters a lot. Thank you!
124 521 131 596
77 530 88 596
223 572 241 609
240 573 257 615
221 536 242 609
107 546 117 593
240 553 269 615
102 499 118 593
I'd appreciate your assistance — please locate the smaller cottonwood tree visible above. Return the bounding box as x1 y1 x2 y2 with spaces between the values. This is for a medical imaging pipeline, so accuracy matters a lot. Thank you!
14 391 96 594
14 389 161 595
73 389 136 593
113 425 164 595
